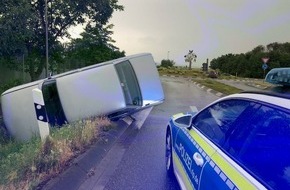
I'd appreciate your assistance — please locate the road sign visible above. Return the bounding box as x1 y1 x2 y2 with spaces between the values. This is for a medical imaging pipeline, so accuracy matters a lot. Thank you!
262 57 269 64
262 63 268 70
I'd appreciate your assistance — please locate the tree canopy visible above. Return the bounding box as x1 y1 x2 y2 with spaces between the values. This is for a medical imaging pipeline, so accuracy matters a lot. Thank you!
0 0 123 81
210 42 290 78
160 59 175 68
63 24 125 71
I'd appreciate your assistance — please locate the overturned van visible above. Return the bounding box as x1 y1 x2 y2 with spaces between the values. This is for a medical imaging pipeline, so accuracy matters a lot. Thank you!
1 53 164 141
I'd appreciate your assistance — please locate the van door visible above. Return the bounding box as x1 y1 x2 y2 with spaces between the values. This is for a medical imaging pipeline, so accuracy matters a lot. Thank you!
115 61 142 106
42 80 67 127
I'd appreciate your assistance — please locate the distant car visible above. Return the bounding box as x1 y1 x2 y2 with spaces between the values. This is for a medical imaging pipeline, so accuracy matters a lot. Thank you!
165 68 290 189
208 70 218 78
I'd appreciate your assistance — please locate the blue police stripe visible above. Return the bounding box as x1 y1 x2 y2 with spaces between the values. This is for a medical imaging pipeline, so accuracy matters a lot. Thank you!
34 103 48 123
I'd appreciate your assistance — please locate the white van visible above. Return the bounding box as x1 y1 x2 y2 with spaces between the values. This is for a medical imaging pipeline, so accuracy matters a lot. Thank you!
1 53 164 141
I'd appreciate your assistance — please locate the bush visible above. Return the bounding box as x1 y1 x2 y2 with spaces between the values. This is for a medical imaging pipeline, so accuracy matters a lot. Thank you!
0 79 22 95
160 59 175 68
0 125 11 144
0 117 112 189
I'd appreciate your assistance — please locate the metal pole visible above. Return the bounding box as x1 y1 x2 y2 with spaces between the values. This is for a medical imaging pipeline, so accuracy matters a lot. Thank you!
45 0 49 78
22 54 25 82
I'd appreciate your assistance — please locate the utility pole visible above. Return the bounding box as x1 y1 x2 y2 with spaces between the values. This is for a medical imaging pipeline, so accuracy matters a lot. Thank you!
45 0 49 78
22 54 25 82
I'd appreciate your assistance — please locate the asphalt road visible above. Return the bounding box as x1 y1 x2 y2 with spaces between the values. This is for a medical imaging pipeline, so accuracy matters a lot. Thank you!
80 76 219 190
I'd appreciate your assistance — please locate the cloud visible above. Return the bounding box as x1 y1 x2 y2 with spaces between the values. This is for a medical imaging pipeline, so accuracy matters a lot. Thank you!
111 0 290 66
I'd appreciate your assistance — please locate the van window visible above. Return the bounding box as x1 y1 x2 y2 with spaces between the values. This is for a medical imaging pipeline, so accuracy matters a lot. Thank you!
115 61 142 106
42 80 67 127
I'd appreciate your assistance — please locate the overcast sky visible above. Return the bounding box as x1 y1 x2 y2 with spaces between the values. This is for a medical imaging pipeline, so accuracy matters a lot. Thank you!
106 0 290 67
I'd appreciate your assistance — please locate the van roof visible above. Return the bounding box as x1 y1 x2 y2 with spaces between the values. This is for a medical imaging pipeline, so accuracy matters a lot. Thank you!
1 53 151 96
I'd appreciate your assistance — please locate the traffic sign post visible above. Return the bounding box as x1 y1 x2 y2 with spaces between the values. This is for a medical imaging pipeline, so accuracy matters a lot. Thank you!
262 63 268 70
262 57 269 81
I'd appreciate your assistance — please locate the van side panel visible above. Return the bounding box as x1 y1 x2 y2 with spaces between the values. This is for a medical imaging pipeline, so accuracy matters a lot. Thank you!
56 64 126 122
1 85 39 141
129 54 164 106
0 53 164 141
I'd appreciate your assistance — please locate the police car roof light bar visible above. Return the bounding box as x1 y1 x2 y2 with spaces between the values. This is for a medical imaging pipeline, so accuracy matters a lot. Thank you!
265 68 290 86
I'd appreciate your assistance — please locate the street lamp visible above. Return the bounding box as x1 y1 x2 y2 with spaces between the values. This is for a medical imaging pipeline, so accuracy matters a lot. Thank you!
45 0 49 78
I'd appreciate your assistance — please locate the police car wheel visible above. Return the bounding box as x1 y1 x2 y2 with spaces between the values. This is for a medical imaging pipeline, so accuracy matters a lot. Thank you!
166 129 174 175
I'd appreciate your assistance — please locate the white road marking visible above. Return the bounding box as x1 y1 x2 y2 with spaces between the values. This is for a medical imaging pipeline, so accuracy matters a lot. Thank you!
190 106 198 113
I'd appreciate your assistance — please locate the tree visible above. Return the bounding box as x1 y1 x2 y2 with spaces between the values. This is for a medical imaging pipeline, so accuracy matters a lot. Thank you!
251 45 266 54
235 54 248 77
184 50 197 69
160 59 175 68
0 0 123 81
209 42 290 78
64 24 125 70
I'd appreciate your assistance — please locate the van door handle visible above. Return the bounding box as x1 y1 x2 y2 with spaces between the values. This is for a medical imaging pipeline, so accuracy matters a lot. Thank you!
193 152 204 166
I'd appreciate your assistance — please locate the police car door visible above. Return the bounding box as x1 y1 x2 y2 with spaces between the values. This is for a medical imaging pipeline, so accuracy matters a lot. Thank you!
174 124 216 189
191 99 258 189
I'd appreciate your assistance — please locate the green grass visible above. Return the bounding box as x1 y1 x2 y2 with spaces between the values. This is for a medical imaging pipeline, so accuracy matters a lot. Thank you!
158 66 243 95
193 79 242 95
0 117 112 190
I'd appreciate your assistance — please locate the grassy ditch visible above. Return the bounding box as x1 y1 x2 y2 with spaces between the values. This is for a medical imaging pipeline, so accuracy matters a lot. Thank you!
158 66 253 95
158 67 242 95
193 79 242 95
0 117 112 190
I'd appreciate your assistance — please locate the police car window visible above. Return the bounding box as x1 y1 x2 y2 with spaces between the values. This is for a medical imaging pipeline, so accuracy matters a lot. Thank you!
235 105 290 190
192 100 250 145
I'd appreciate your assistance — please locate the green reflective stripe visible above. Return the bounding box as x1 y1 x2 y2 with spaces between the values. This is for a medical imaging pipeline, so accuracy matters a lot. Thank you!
184 129 260 189
188 130 216 156
173 151 195 190
172 113 185 119
189 129 257 189
210 153 257 190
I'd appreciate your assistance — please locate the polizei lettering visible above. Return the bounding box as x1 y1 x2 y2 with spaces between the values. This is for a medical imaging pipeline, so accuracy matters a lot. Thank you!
175 142 199 185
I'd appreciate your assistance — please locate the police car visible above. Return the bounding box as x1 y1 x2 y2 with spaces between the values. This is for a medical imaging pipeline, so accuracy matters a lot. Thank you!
165 68 290 190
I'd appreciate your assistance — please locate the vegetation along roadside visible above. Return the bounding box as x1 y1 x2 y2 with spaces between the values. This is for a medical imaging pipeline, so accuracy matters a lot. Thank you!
158 67 243 95
0 117 113 190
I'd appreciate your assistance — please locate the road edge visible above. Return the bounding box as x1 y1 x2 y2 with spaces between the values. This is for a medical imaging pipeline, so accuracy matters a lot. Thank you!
42 117 133 190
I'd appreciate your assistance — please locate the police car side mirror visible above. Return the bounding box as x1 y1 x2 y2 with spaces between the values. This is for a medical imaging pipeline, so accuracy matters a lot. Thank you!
187 112 199 130
173 114 193 128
